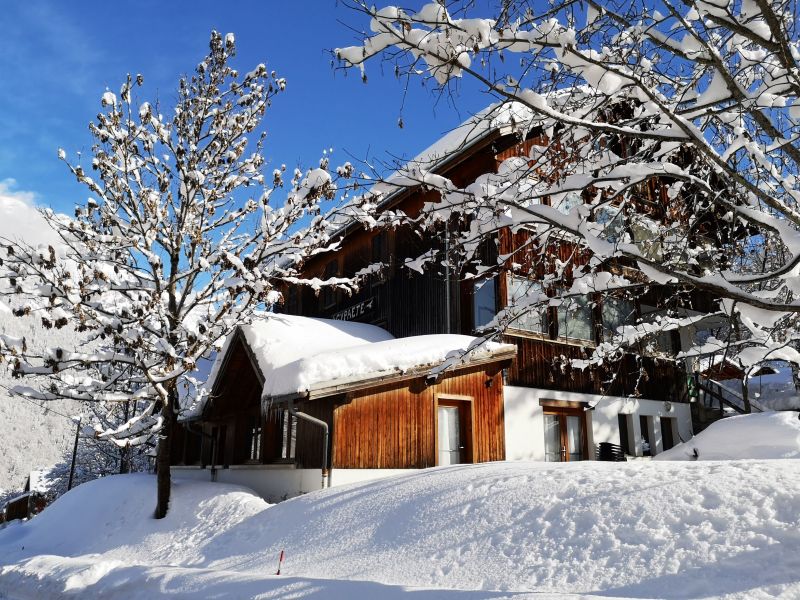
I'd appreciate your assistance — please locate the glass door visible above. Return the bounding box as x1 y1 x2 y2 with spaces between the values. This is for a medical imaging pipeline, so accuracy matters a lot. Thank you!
544 414 563 462
566 415 584 461
543 408 586 462
438 405 461 466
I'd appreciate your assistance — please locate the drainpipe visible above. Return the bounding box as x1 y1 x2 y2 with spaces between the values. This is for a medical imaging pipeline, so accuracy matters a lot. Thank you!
445 221 451 334
287 396 329 489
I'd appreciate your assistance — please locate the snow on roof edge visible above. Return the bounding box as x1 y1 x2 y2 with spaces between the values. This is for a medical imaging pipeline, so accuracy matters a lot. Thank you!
262 334 517 402
330 100 539 238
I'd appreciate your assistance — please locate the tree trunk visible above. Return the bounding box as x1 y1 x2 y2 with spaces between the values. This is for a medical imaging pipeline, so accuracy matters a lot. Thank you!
154 389 176 519
119 401 131 474
742 377 752 414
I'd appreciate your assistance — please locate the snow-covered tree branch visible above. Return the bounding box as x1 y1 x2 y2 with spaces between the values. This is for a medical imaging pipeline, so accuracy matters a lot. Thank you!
336 0 800 385
0 31 365 517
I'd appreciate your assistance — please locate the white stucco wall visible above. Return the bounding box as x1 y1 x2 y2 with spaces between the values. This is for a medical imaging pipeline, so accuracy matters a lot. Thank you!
173 465 414 502
504 386 693 461
173 465 324 502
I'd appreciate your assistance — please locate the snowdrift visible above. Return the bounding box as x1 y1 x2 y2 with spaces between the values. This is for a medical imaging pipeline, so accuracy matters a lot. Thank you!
656 411 800 461
3 461 800 598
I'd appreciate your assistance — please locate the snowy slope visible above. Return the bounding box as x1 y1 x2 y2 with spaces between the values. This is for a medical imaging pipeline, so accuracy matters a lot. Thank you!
0 196 85 497
0 311 85 496
3 460 800 598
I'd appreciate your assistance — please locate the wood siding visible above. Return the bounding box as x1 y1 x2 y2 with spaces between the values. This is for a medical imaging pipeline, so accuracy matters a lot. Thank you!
292 397 335 469
330 363 506 469
171 336 264 467
506 335 687 401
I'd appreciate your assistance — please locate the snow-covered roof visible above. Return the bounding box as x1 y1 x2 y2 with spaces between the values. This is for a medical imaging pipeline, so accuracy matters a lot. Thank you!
204 312 395 395
265 333 516 399
330 101 538 234
201 313 515 411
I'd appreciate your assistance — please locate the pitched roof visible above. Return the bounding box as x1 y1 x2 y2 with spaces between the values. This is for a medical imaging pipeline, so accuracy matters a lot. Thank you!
199 313 515 412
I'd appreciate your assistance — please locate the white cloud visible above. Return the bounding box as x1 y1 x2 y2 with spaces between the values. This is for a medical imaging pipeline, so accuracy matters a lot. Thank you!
0 179 61 249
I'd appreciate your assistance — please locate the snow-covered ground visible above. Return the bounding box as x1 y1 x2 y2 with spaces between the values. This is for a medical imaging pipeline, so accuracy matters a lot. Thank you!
656 411 800 461
2 455 800 599
718 362 800 411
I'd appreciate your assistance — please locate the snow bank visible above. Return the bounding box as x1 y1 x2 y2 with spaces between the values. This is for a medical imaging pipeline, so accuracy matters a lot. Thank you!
656 411 800 461
4 462 800 598
265 334 515 397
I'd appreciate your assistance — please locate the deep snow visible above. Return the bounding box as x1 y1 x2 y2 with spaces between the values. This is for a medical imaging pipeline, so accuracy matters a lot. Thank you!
655 411 800 460
2 459 800 599
204 313 513 402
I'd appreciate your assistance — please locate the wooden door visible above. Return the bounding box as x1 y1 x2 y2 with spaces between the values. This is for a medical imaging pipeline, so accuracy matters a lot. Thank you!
543 408 587 462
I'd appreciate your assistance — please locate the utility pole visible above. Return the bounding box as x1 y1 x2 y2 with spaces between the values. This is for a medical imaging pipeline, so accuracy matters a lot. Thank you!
67 417 81 491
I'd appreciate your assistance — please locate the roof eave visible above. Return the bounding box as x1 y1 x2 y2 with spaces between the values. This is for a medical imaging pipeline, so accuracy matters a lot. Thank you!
332 125 511 241
267 346 517 404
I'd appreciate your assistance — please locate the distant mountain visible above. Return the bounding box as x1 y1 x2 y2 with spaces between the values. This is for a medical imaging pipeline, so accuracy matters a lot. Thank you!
0 303 85 496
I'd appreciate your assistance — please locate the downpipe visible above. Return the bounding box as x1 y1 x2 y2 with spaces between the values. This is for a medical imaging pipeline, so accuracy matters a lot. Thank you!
287 397 329 489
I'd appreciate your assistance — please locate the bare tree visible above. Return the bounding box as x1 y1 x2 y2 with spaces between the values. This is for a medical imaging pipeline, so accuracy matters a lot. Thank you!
335 0 800 387
0 31 361 517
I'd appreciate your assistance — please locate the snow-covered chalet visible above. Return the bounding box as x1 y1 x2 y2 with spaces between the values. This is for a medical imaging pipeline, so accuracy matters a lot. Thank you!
173 100 737 499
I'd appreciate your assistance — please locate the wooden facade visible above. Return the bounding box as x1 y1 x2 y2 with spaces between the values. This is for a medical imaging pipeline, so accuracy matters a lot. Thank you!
505 335 686 401
333 363 505 469
172 332 511 470
282 126 693 404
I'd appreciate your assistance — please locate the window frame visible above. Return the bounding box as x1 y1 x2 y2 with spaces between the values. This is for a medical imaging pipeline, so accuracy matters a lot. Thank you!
321 259 339 309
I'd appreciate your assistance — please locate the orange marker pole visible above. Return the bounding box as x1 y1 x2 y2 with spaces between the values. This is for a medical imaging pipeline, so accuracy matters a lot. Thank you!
276 549 285 575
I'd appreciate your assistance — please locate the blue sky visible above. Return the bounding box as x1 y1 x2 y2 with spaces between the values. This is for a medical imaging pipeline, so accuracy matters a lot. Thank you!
0 1 491 215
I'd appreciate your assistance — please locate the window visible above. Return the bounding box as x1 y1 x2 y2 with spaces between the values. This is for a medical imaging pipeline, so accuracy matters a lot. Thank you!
506 275 548 334
371 232 388 286
321 259 338 308
556 295 594 342
247 416 262 462
552 192 583 215
618 414 634 455
281 410 297 460
473 278 496 330
639 415 652 456
660 417 677 451
639 308 676 355
602 296 635 341
595 206 626 243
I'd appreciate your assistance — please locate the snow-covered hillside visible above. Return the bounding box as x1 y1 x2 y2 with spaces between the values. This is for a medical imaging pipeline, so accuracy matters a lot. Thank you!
0 196 86 497
0 305 85 496
3 459 800 598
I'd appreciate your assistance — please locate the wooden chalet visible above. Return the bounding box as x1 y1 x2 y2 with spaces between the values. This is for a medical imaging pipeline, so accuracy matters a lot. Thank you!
173 314 515 500
281 101 715 463
176 101 729 501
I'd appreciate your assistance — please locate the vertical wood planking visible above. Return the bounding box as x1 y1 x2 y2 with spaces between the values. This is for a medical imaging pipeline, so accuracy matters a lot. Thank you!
330 364 506 469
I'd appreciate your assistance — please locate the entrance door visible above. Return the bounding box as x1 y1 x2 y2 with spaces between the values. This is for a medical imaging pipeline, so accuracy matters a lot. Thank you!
438 405 461 466
543 408 586 462
436 396 473 466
